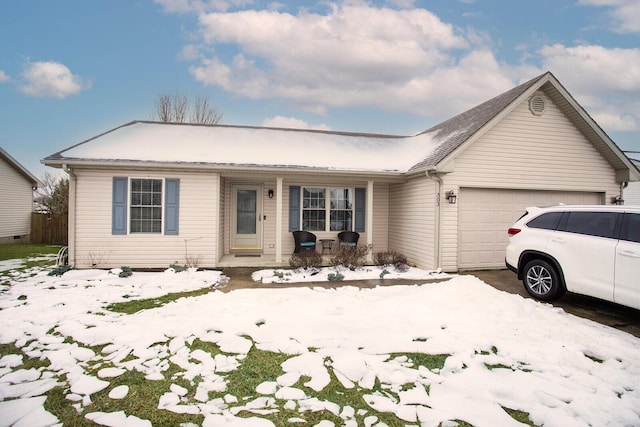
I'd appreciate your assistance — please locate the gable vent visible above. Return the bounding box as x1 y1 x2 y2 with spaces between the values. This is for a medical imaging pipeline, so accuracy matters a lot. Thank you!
529 95 546 116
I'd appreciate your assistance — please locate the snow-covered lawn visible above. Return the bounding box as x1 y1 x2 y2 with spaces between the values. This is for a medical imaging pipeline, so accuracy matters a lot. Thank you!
1 263 639 426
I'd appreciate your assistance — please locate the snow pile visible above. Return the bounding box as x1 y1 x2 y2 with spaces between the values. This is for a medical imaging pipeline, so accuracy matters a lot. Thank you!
0 265 639 426
252 265 450 283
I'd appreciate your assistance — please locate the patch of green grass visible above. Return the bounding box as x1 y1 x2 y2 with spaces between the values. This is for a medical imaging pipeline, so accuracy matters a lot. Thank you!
485 363 513 371
0 342 51 370
0 244 62 261
222 346 291 398
389 352 450 371
106 287 214 314
503 406 537 426
584 353 604 363
85 363 204 426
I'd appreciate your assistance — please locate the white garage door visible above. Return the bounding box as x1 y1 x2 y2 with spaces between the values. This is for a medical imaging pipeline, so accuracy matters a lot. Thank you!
458 188 602 270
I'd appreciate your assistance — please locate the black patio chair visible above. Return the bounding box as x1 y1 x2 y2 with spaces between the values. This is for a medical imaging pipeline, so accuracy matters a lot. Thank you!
292 231 317 254
338 231 359 248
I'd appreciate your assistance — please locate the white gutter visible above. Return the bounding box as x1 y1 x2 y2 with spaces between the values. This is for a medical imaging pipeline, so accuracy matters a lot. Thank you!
426 170 443 269
62 164 76 267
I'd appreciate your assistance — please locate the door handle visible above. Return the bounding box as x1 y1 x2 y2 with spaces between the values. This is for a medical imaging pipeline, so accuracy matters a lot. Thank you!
619 250 640 258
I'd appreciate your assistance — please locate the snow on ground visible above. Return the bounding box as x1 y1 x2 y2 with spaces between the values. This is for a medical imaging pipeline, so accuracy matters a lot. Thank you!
1 263 639 426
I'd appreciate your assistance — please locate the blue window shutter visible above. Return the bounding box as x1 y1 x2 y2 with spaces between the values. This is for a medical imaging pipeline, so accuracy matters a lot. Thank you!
112 177 128 235
165 178 180 235
289 186 300 231
355 187 366 232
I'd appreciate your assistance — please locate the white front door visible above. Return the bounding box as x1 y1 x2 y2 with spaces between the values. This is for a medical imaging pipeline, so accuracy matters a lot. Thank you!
231 185 263 252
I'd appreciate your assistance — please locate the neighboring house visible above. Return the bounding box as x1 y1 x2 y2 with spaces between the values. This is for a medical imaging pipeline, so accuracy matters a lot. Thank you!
625 160 640 205
43 72 639 271
0 147 39 243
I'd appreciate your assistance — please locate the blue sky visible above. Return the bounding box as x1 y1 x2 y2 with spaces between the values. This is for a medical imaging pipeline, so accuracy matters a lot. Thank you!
1 0 639 178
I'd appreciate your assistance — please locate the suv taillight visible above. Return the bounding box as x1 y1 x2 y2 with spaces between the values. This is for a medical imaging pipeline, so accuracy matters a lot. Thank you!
507 228 521 236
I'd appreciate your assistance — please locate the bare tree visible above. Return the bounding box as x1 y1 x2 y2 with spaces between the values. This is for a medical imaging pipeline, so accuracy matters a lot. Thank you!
35 172 68 216
152 93 222 124
192 95 223 125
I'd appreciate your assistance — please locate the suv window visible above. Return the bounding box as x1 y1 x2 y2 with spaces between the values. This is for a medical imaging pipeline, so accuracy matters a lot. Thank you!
621 213 640 243
526 212 563 230
563 211 620 239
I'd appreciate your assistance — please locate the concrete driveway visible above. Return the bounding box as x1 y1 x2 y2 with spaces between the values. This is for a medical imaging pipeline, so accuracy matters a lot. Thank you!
469 269 640 338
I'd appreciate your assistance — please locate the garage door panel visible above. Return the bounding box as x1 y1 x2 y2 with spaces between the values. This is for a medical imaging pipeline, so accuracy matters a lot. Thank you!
458 188 601 269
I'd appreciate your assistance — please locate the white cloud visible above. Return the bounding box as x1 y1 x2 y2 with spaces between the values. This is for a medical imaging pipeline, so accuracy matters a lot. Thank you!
154 0 252 13
262 116 331 130
19 61 91 99
0 70 10 83
176 2 639 135
539 44 640 131
578 0 640 33
187 3 514 119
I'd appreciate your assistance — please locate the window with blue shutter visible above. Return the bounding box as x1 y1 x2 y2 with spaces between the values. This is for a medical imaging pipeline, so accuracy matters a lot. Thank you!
112 177 128 235
164 178 180 235
289 186 300 231
354 187 365 232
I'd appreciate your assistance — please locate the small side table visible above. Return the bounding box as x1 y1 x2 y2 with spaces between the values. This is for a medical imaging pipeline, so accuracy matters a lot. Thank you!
319 239 334 254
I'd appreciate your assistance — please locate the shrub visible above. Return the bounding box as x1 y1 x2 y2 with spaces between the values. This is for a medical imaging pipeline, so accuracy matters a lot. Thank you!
48 265 73 276
289 251 323 269
374 251 409 272
169 262 188 273
327 272 345 281
330 244 369 271
119 266 133 278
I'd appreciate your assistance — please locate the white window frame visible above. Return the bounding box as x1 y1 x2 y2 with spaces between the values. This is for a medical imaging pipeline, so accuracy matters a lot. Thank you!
129 177 164 234
301 186 354 232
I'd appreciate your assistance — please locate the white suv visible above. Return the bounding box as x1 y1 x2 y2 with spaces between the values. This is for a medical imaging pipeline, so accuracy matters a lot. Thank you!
505 205 640 310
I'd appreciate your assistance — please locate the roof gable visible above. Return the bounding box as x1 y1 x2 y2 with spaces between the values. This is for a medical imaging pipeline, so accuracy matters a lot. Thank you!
0 147 39 186
408 73 547 172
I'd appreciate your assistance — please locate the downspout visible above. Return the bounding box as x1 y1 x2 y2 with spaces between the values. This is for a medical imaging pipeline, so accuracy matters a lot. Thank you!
426 170 443 270
621 181 629 204
62 165 76 267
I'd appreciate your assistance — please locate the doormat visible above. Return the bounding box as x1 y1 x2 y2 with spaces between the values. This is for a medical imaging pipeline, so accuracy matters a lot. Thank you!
235 254 261 257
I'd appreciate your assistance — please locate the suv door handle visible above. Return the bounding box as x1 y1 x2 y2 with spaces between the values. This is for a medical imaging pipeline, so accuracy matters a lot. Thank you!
618 250 640 258
551 237 566 244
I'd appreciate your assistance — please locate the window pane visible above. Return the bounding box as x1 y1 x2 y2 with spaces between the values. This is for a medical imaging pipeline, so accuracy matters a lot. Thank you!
527 212 563 230
621 213 640 243
237 190 257 234
302 188 326 231
329 188 353 231
564 212 620 239
130 179 162 233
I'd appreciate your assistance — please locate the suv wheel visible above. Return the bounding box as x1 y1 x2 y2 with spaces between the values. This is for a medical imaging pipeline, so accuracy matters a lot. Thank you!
522 259 565 301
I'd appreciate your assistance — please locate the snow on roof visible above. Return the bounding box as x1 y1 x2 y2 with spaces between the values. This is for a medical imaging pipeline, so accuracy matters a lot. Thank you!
50 121 446 173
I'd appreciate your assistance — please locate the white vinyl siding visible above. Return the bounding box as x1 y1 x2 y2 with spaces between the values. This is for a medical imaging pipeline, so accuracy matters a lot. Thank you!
73 169 219 269
626 182 640 206
388 177 437 270
0 156 33 239
439 91 620 271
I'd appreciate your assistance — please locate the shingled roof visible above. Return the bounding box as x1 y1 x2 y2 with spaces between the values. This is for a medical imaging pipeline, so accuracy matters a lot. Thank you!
409 73 547 172
43 71 638 181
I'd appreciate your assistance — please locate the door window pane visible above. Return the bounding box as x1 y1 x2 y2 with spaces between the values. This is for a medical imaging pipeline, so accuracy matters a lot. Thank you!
237 190 257 234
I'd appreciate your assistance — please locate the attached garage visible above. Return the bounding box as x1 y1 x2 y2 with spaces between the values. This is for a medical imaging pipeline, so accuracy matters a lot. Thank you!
457 188 603 270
